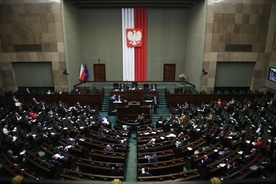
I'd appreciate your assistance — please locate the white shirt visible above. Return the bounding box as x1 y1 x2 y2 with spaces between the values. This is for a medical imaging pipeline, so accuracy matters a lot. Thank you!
3 127 9 135
15 101 21 107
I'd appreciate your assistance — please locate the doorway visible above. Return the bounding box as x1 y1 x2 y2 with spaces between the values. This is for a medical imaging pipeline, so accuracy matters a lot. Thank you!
163 64 176 82
93 64 106 82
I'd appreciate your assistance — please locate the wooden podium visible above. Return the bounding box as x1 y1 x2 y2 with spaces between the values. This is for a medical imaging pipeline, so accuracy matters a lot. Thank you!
128 101 140 114
116 101 152 127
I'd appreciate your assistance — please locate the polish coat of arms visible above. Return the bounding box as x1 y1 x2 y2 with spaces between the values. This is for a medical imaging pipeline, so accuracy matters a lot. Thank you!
126 28 142 47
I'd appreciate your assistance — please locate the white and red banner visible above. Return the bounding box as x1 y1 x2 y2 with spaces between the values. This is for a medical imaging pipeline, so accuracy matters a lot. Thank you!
122 8 147 81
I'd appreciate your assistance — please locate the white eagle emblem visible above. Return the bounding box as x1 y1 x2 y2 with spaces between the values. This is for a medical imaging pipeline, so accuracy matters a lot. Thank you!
127 29 142 47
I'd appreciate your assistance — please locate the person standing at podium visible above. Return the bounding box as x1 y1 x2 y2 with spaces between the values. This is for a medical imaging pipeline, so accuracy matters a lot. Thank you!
152 96 158 114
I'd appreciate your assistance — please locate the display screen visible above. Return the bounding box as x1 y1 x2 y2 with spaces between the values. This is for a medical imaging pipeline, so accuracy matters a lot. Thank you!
267 67 276 82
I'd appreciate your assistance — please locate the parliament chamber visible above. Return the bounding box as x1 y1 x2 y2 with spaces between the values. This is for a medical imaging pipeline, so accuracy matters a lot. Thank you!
0 0 276 183
0 83 275 184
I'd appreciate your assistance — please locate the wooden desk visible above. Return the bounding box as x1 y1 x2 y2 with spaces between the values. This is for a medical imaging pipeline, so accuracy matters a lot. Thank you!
89 150 126 163
24 150 62 179
138 149 175 163
137 169 200 181
110 90 158 101
77 158 124 176
165 88 263 107
15 89 105 108
40 142 77 170
58 138 89 158
0 153 37 179
224 153 265 180
61 168 124 181
76 135 127 153
137 157 185 175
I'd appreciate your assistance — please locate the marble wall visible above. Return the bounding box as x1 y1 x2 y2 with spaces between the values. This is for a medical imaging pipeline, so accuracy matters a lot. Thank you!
0 0 67 92
0 0 275 95
202 0 276 94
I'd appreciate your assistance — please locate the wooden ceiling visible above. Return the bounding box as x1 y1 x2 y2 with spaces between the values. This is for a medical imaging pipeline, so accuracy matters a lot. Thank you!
64 0 204 9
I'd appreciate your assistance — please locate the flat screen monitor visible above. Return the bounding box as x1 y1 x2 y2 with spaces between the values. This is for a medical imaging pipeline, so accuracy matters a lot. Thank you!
267 67 276 83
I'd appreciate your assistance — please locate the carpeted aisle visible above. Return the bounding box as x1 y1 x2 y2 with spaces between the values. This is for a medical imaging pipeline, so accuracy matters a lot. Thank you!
124 132 137 182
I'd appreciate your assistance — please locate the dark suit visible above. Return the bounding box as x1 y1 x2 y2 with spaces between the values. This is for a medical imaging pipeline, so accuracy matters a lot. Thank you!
17 107 25 116
110 168 122 176
37 124 46 133
152 97 158 114
198 157 213 168
39 103 47 111
226 165 240 174
7 153 23 164
244 152 257 163
149 154 159 163
221 123 229 131
198 157 213 180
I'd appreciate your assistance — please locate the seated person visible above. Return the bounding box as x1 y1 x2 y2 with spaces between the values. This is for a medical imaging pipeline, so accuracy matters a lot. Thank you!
148 154 159 163
39 101 47 111
194 147 202 155
75 102 83 111
14 112 22 121
131 82 138 90
110 164 123 176
218 147 231 159
37 122 47 133
135 114 145 125
252 137 263 147
97 132 104 141
267 98 276 108
151 84 157 91
110 94 117 101
215 99 222 107
32 97 40 105
104 144 114 152
15 100 22 107
226 161 240 175
61 89 69 94
58 146 69 155
6 150 23 165
258 106 266 118
244 148 257 163
119 83 125 91
28 109 38 119
182 102 190 111
119 139 128 146
219 120 229 132
48 155 63 167
17 106 25 116
139 167 152 177
260 158 274 177
227 98 236 106
254 123 264 137
2 124 10 136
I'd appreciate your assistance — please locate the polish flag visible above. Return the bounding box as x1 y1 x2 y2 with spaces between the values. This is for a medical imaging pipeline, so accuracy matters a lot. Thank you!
79 64 86 81
122 8 147 81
